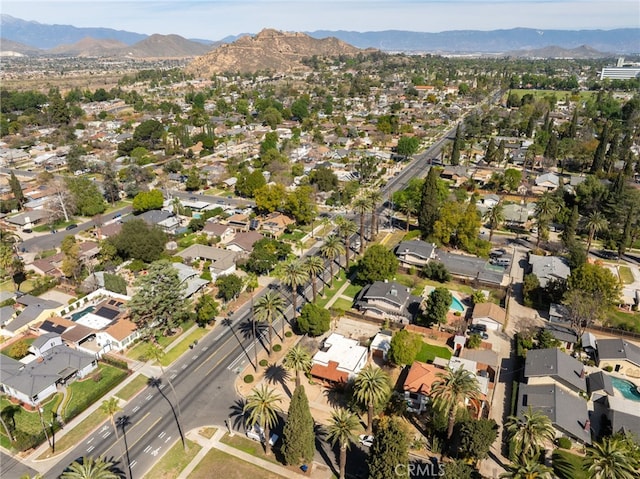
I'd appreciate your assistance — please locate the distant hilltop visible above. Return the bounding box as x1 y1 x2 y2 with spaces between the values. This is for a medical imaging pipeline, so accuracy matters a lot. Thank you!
1 15 639 55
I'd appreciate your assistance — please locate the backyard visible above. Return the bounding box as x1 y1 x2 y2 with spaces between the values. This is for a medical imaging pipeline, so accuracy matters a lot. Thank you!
415 341 453 363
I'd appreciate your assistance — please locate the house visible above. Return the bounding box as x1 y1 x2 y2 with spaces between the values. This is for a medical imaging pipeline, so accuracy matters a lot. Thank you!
528 254 571 288
586 371 615 399
355 280 423 324
0 344 98 407
2 295 63 336
310 333 368 383
549 303 570 323
395 240 437 267
502 203 531 225
3 210 50 231
171 262 210 298
544 324 579 351
96 319 139 352
477 194 500 208
258 212 295 238
30 332 63 357
403 361 443 413
203 222 235 243
593 394 640 439
369 330 392 361
225 213 251 232
130 209 180 234
535 173 560 191
524 348 586 394
177 244 237 280
436 250 507 286
471 302 506 331
595 338 640 377
516 383 592 444
226 231 264 255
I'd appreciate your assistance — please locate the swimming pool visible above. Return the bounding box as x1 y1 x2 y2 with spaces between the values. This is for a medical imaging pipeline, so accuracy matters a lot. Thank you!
610 376 640 402
70 305 95 322
450 296 465 312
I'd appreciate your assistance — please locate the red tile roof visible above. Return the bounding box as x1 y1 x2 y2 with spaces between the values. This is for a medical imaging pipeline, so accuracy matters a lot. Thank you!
310 360 349 383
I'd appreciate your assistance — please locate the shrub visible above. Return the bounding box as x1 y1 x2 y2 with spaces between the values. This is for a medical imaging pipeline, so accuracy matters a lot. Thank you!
101 355 129 371
285 331 293 338
557 437 572 449
259 359 268 367
603 365 613 372
8 341 30 359
466 334 482 349
422 261 451 283
243 374 254 383
273 344 282 352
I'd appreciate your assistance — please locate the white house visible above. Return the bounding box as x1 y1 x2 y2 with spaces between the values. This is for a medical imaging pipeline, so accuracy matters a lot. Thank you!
471 302 507 331
310 333 368 383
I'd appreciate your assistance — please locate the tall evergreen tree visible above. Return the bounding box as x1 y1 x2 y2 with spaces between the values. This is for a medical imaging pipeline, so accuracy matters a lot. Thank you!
282 385 315 466
450 125 462 166
367 416 410 479
418 167 441 239
568 108 578 138
590 121 610 173
484 137 496 164
9 172 25 208
561 204 579 248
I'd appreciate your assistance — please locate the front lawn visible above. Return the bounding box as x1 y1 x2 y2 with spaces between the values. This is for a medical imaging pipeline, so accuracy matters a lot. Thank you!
342 283 362 299
0 392 63 451
160 327 210 367
618 266 634 284
415 342 452 363
331 297 354 312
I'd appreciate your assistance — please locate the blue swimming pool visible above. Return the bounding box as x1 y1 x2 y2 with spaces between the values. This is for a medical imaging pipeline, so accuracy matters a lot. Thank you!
70 305 95 322
610 376 640 402
450 296 465 312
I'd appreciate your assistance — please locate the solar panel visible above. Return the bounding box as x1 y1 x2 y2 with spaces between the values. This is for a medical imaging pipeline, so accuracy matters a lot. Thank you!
94 307 119 320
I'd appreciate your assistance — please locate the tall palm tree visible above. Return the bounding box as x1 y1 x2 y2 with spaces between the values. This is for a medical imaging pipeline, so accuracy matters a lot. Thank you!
484 201 505 242
500 455 553 479
352 195 372 254
99 398 121 441
533 192 558 247
430 367 481 440
60 456 118 479
366 189 382 237
353 365 391 434
398 197 418 232
254 291 286 355
282 345 312 388
320 235 345 288
325 408 360 479
505 407 556 459
276 259 309 324
304 255 325 302
585 436 640 479
243 384 282 456
584 210 609 255
334 216 358 269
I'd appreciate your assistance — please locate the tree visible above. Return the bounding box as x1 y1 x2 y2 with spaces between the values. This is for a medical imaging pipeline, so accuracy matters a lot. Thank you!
254 184 287 213
185 167 201 191
418 167 441 239
366 189 383 236
422 287 452 327
101 166 120 206
236 170 266 199
442 459 474 479
396 136 420 159
60 456 118 479
533 192 559 247
505 407 555 459
503 168 523 192
567 263 621 308
584 210 608 255
275 259 309 323
102 273 127 295
195 294 219 326
128 260 186 338
110 219 166 263
454 418 499 463
245 238 291 275
9 172 25 208
356 244 398 284
484 202 505 242
282 385 315 465
243 385 282 456
388 329 422 366
352 195 372 253
367 416 410 479
500 455 553 479
132 189 164 213
61 235 81 282
585 435 640 479
309 167 338 192
284 185 316 224
66 177 107 217
297 303 331 337
283 345 312 388
304 255 325 303
353 365 391 434
325 408 359 479
254 290 287 356
397 197 418 232
215 274 244 302
99 398 121 441
320 235 344 287
430 367 481 440
335 216 358 269
450 125 463 166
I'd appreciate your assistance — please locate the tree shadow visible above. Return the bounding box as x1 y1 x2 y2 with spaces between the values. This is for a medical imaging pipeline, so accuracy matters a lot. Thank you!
264 364 292 398
116 415 132 479
103 454 127 479
222 317 255 369
322 381 351 409
147 377 186 450
314 423 339 478
237 319 271 350
228 398 247 432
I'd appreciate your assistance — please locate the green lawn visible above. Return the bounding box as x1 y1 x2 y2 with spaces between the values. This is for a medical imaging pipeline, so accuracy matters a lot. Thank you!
280 230 306 242
1 337 36 358
37 408 108 460
159 327 210 366
618 266 634 285
316 270 348 309
189 448 286 479
605 309 640 333
552 449 587 479
62 364 128 420
142 439 201 479
219 433 280 466
115 374 149 401
415 342 452 363
0 392 63 449
342 283 362 299
126 321 197 360
331 297 354 312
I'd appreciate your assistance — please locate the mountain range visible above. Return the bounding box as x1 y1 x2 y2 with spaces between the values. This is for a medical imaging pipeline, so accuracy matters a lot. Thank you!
2 14 639 56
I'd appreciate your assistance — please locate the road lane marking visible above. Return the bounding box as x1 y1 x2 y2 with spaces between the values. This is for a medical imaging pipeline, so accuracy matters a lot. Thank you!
102 412 152 458
181 364 187 370
192 354 198 360
87 438 94 444
145 394 153 400
144 445 152 453
170 373 177 379
165 435 172 443
87 445 95 453
103 431 111 439
132 406 140 413
130 460 137 469
202 346 209 351
158 431 166 439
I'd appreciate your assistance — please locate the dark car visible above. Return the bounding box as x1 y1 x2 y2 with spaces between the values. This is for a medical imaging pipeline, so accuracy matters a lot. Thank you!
23 228 33 233
65 224 78 230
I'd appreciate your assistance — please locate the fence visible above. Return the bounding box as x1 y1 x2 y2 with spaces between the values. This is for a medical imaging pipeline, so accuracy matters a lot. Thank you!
586 324 640 340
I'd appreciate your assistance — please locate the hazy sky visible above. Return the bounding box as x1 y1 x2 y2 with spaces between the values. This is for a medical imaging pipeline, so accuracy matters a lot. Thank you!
2 1 638 40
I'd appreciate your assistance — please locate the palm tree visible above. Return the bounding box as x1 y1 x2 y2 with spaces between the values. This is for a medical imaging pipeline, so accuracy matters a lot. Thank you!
243 384 282 456
484 201 505 242
275 259 309 324
430 367 481 440
325 408 360 479
353 365 391 434
320 235 345 288
585 436 640 479
304 255 325 302
584 210 609 255
500 455 553 479
505 407 556 459
398 197 418 232
282 345 312 388
99 398 121 441
352 195 372 254
366 189 382 237
254 291 287 355
533 192 558 247
60 456 118 479
334 216 358 269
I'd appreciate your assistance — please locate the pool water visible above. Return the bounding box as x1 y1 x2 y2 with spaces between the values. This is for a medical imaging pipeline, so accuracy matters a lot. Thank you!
70 306 95 322
610 376 640 402
450 296 465 312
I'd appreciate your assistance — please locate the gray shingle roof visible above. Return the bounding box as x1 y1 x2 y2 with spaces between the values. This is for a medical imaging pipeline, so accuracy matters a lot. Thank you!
356 281 422 319
395 240 436 261
528 254 570 288
435 250 505 285
525 348 586 393
596 338 640 368
586 371 615 397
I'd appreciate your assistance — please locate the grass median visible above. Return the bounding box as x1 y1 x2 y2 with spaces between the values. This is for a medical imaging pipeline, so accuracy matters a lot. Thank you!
115 374 149 401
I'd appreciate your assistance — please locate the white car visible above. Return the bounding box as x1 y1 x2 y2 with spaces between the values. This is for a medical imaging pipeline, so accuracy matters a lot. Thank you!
358 434 374 447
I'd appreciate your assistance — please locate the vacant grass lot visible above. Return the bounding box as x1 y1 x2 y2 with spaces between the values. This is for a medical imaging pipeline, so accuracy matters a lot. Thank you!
189 448 285 479
142 439 201 479
415 342 453 363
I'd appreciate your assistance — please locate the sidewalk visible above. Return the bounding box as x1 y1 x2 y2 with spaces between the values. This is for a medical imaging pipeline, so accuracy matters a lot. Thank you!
178 427 332 479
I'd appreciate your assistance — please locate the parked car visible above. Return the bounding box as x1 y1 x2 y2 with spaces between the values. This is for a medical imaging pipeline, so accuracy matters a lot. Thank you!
358 434 374 447
246 424 279 446
468 324 487 335
65 224 78 230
